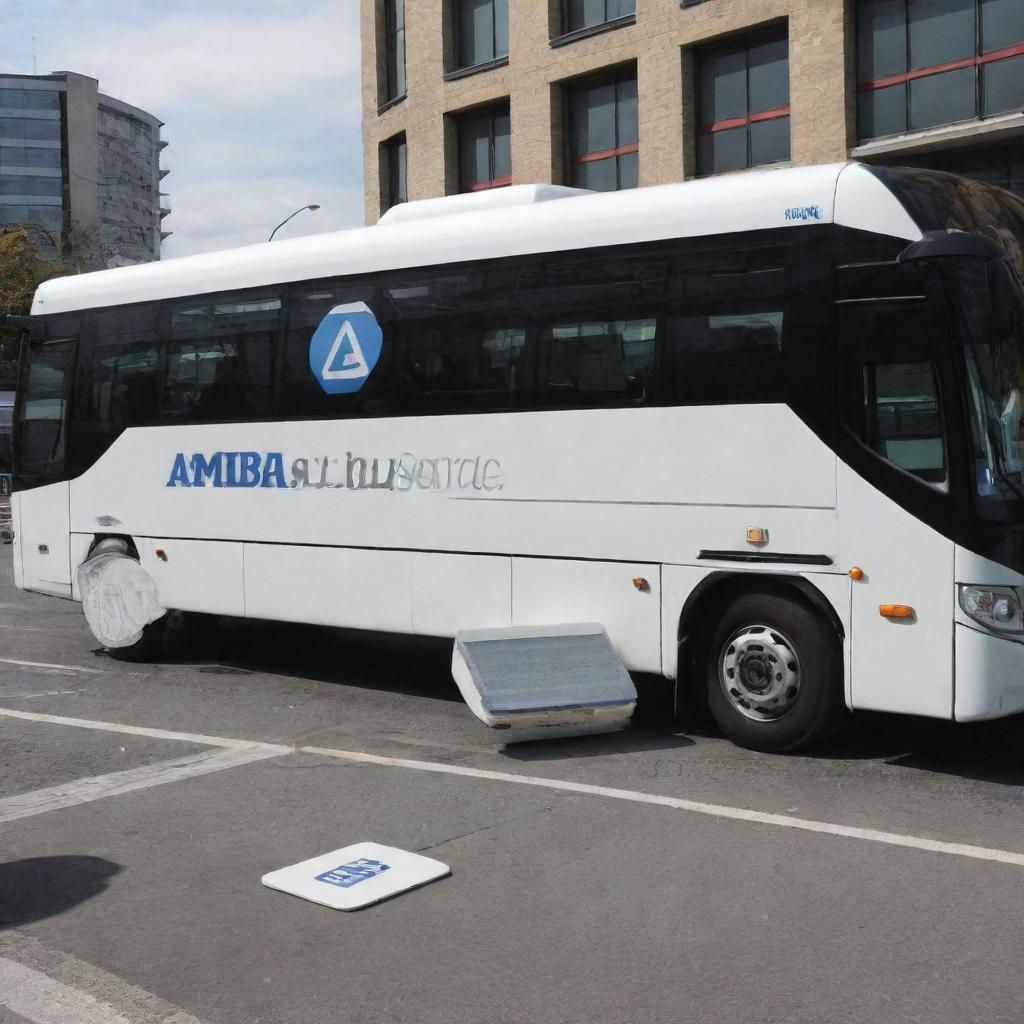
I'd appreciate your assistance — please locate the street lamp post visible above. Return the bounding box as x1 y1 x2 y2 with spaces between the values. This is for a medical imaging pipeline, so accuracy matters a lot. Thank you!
268 204 320 241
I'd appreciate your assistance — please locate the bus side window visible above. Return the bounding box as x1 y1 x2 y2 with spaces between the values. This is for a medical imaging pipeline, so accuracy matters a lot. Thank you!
165 293 279 423
72 305 160 477
839 300 947 485
667 309 785 405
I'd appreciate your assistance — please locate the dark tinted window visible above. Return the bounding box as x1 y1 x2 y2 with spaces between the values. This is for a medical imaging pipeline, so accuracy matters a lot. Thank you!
384 0 406 101
163 294 278 423
856 0 1024 141
17 337 74 485
698 28 790 175
0 176 61 196
383 133 407 210
457 0 508 67
458 103 511 191
72 305 161 475
562 0 634 33
0 146 61 169
0 117 60 141
840 299 947 483
0 404 12 472
567 68 638 191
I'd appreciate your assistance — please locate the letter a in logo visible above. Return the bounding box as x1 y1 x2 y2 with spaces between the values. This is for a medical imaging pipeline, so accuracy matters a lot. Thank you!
309 301 384 395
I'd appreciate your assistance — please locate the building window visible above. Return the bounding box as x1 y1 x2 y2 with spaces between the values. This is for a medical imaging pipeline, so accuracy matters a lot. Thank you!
567 68 638 192
383 0 406 102
698 28 790 176
857 0 1024 142
561 0 634 34
458 104 511 191
456 0 509 69
383 133 408 210
0 117 61 142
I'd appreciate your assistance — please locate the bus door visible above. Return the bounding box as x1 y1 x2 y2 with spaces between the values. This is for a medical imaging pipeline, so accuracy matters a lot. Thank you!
15 337 75 597
836 295 958 718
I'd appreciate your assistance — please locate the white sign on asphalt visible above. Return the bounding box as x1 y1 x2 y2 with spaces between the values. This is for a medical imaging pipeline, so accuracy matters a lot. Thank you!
261 842 450 911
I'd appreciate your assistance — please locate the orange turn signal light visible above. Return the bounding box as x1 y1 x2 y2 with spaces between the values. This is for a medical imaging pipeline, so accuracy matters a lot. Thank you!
879 604 914 619
155 548 168 562
632 576 650 591
849 566 864 581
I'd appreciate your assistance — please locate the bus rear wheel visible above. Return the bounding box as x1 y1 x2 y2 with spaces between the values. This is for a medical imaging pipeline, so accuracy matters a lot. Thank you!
704 592 845 753
106 609 187 663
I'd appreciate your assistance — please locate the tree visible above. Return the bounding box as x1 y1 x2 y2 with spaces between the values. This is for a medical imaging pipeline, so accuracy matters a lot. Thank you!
0 227 39 384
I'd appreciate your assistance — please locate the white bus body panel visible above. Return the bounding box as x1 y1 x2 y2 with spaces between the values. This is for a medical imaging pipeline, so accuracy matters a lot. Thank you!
837 461 954 718
15 482 72 598
64 405 838 675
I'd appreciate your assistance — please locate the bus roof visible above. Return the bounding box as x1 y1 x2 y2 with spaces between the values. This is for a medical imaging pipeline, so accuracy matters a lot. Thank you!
32 162 922 316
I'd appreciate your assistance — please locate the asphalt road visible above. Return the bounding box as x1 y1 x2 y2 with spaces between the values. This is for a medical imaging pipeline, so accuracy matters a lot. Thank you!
1 544 1023 1024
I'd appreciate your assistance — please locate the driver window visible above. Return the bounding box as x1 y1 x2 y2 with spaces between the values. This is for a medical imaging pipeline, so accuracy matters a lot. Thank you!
840 299 947 485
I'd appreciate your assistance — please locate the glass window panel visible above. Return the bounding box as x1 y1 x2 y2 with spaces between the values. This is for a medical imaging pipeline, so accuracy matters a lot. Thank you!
699 125 747 175
983 53 1024 115
981 0 1024 52
566 0 606 30
670 309 784 404
540 318 655 404
72 306 160 473
617 149 638 189
909 65 976 129
858 0 909 81
609 0 635 18
615 74 638 146
387 135 407 207
459 113 490 187
0 146 61 169
573 154 618 191
748 35 789 112
22 119 60 142
857 83 908 139
493 112 511 178
164 296 278 422
571 79 617 156
494 0 509 56
701 44 747 124
0 176 61 196
18 340 72 475
25 90 60 111
908 0 976 68
460 0 495 66
750 115 790 166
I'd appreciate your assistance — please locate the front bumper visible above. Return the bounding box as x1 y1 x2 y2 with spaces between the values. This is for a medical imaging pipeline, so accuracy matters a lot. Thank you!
954 622 1024 721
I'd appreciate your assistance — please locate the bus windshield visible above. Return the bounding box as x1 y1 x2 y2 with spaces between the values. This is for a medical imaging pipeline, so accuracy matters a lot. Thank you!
953 259 1024 519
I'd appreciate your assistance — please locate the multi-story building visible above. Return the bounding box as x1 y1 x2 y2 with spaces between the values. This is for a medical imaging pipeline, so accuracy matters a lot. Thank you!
360 0 1024 221
0 71 168 266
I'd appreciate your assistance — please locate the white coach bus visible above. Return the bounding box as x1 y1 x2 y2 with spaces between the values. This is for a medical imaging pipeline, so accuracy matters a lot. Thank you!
8 163 1024 751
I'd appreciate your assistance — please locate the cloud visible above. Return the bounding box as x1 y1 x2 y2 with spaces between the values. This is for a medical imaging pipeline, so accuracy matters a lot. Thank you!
0 0 364 256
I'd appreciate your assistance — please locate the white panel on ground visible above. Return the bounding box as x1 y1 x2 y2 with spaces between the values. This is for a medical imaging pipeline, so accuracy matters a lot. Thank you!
452 623 637 742
262 842 450 911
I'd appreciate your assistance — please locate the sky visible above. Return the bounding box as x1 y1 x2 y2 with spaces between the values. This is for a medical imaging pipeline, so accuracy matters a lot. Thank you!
0 0 365 257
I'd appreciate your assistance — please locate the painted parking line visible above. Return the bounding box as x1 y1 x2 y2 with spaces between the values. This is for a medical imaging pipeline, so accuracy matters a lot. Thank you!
0 746 284 824
1 705 1022 868
0 931 207 1024
0 657 103 675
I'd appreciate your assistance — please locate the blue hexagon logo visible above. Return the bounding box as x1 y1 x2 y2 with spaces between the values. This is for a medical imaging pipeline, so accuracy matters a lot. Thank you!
309 301 384 395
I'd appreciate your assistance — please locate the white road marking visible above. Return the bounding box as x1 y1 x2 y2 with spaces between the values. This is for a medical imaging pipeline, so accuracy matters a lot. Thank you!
0 704 1021 868
300 745 1024 868
0 746 284 824
2 689 79 699
0 931 207 1024
0 657 103 675
0 707 290 751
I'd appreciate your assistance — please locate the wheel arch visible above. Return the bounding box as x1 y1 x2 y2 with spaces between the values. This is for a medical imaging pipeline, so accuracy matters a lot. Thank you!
674 570 846 718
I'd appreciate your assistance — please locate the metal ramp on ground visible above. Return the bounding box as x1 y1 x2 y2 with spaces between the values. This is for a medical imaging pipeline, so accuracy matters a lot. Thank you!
451 623 637 742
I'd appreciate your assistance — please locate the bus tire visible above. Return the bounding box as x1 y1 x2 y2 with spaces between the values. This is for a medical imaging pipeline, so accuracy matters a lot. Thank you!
704 592 845 753
107 609 190 663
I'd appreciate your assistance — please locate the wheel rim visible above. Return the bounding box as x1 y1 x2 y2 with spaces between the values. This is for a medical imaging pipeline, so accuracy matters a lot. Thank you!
718 623 801 722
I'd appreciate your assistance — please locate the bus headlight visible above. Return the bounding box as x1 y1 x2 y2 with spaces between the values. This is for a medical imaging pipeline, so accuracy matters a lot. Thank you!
959 585 1024 634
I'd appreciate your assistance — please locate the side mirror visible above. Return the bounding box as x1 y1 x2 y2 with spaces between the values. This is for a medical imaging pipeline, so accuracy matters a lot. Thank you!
0 313 48 342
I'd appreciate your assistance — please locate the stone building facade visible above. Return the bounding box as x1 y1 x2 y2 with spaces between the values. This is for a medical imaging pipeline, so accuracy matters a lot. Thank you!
360 0 1024 222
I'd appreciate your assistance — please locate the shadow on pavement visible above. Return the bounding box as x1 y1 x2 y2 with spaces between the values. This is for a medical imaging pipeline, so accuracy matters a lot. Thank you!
0 856 122 930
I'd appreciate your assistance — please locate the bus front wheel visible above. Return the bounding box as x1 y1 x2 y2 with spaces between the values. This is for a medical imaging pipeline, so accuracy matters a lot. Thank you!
704 593 845 753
